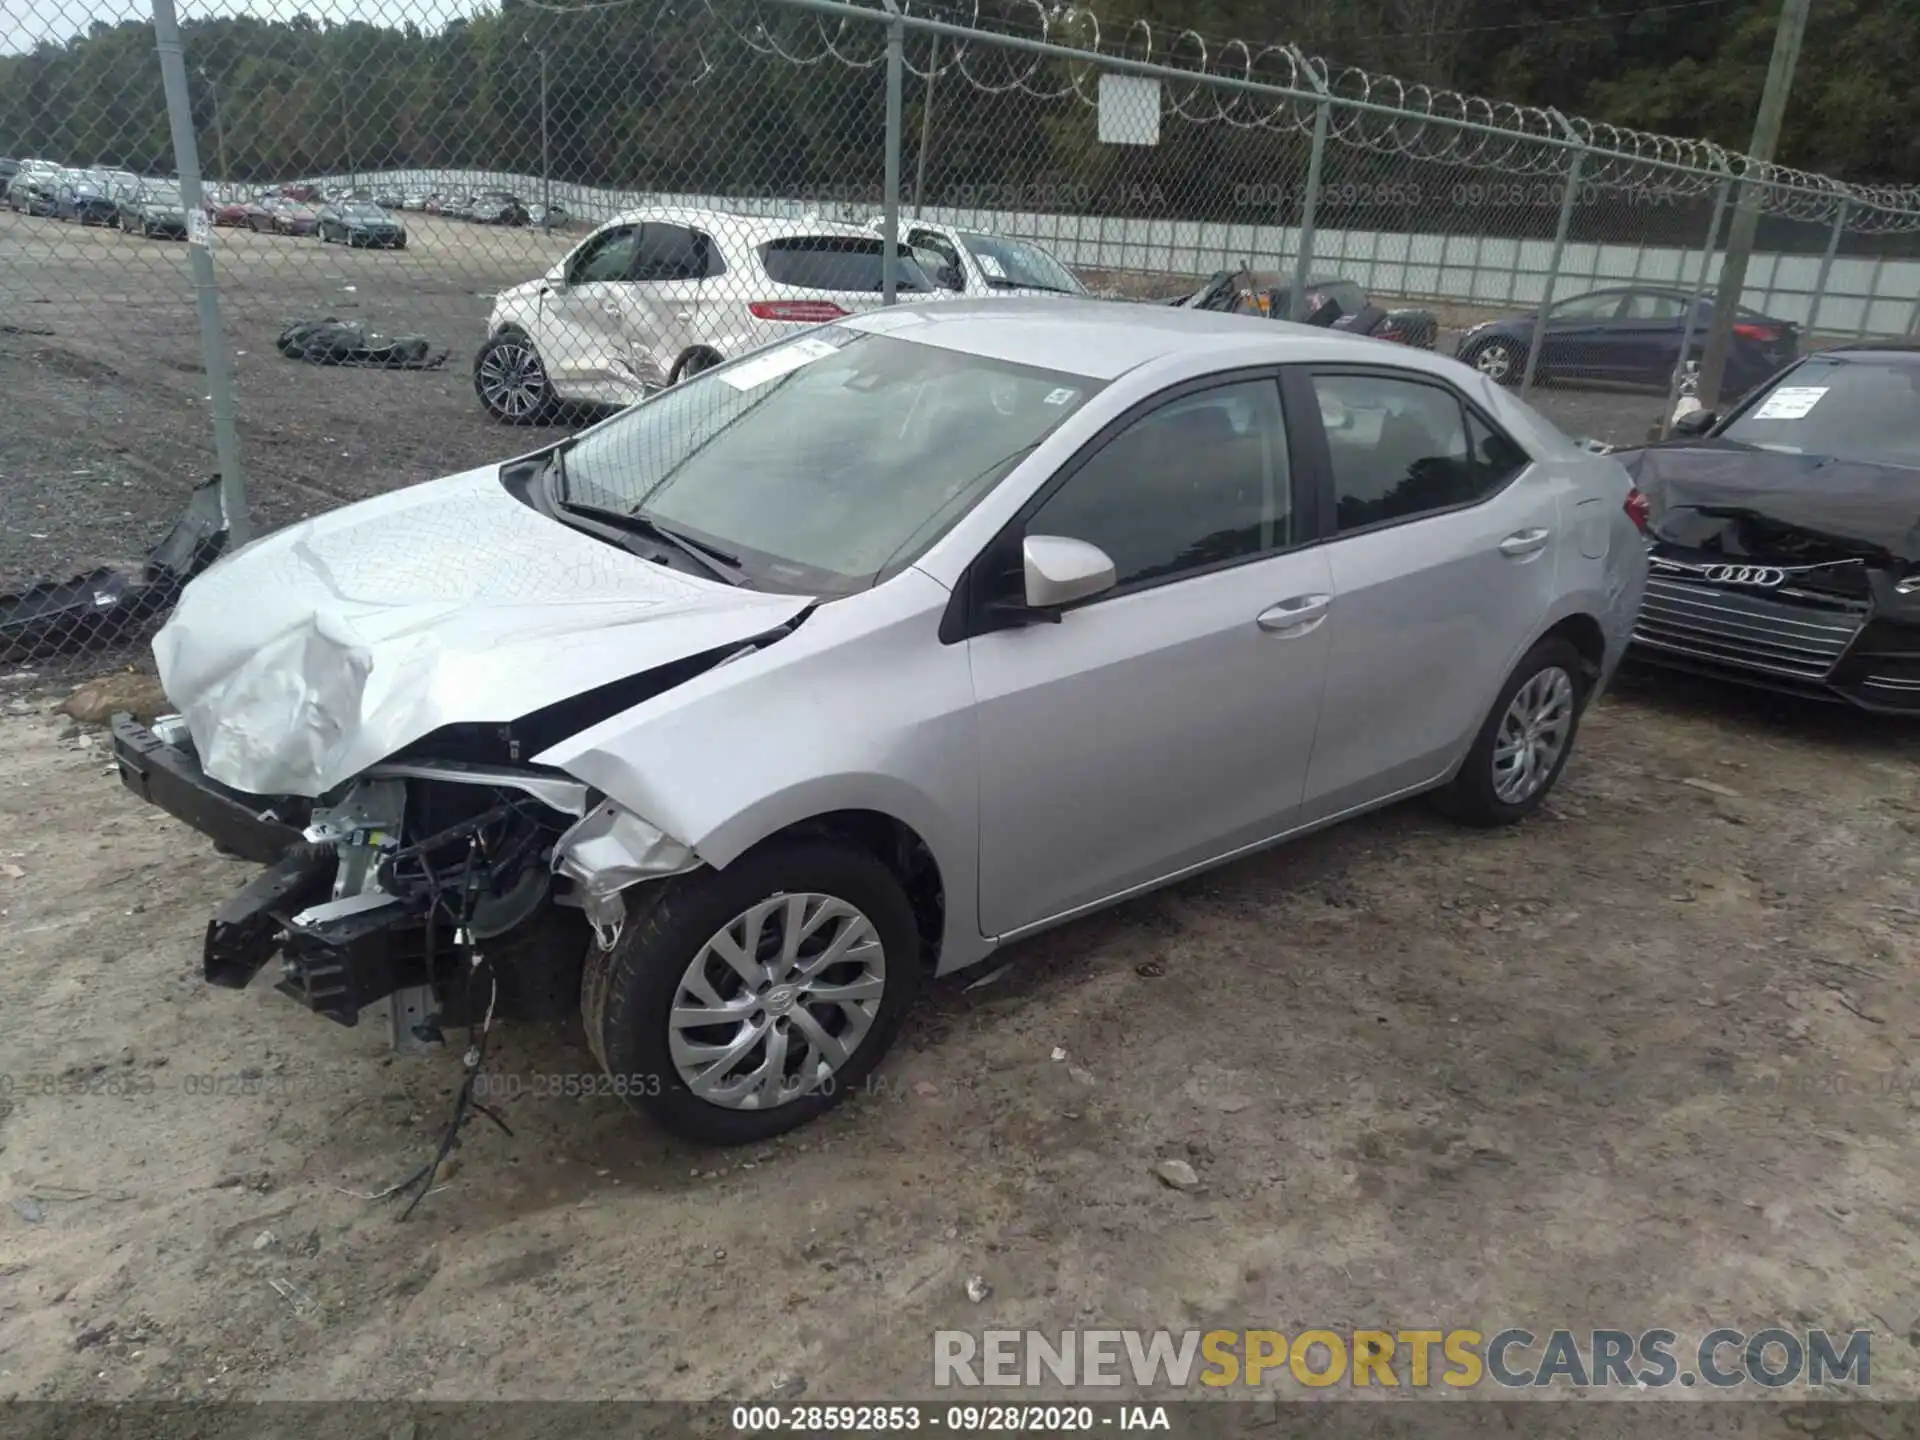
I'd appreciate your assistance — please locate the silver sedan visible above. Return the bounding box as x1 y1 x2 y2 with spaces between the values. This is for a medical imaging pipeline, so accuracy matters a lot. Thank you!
134 299 1649 1145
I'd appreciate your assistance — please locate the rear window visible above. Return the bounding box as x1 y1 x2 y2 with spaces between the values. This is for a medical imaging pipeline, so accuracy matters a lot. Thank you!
759 237 931 293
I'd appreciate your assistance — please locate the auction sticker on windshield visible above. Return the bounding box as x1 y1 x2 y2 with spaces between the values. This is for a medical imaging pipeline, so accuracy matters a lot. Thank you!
718 335 841 392
1750 386 1827 420
977 253 1006 279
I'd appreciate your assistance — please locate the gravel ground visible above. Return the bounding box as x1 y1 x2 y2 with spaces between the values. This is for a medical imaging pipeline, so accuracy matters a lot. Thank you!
0 206 1665 591
4 203 1915 1415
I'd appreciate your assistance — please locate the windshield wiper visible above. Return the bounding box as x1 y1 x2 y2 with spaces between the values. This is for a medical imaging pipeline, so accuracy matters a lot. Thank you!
982 276 1075 294
557 498 746 584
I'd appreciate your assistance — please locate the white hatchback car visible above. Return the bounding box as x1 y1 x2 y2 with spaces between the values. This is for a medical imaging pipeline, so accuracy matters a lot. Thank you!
474 206 938 421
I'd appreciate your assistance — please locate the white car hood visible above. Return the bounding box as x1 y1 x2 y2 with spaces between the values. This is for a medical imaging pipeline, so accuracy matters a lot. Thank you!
153 465 810 798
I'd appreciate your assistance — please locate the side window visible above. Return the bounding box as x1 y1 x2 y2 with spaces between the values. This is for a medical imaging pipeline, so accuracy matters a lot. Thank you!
636 223 719 281
1619 292 1686 321
1549 292 1622 322
1467 411 1529 490
1313 372 1484 531
1027 380 1291 591
568 225 642 285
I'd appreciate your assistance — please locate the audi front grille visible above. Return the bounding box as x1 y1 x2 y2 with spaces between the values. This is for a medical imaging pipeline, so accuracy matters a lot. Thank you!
1632 577 1868 682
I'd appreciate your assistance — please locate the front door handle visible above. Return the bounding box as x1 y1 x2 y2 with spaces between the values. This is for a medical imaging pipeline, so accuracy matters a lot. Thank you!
1499 528 1551 558
1256 593 1332 636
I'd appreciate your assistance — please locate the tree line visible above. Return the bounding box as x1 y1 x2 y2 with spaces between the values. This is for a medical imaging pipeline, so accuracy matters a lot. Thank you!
0 0 1911 223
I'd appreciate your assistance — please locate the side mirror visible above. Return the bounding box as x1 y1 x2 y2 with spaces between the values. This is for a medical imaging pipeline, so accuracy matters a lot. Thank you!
544 263 567 292
1671 408 1718 437
1021 535 1116 612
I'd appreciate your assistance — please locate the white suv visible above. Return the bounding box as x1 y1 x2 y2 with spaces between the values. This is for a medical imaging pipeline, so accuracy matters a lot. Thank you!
474 206 937 422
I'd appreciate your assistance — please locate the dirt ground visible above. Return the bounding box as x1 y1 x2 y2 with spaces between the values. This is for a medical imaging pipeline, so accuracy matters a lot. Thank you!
2 664 1918 1405
3 201 1917 1415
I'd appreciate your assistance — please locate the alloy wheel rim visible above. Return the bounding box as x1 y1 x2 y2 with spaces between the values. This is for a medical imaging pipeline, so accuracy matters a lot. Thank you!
668 892 886 1111
1492 665 1574 805
1476 345 1512 380
477 342 546 418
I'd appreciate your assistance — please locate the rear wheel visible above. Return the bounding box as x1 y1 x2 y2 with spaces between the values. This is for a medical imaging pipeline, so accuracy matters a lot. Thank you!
473 330 554 423
1431 637 1588 828
583 837 922 1145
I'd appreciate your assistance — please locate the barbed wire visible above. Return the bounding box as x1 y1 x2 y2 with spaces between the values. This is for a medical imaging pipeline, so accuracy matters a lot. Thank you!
587 0 1920 230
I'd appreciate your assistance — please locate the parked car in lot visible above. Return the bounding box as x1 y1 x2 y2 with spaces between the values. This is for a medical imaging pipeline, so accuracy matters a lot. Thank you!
528 202 569 229
469 190 531 226
373 188 407 210
1456 286 1798 392
1616 342 1920 711
119 300 1647 1143
270 199 322 236
317 200 408 248
205 194 256 227
53 170 120 225
1174 269 1440 349
474 206 936 421
6 165 62 215
882 218 1089 298
119 180 190 239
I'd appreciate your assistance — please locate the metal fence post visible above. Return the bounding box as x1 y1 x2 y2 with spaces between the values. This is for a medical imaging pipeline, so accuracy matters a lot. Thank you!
1662 173 1730 432
1521 132 1584 400
880 0 904 304
1803 197 1848 343
151 0 250 544
1284 48 1329 322
913 33 938 216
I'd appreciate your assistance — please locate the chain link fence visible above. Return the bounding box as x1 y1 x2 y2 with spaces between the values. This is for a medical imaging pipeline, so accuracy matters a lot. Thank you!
3 0 1918 671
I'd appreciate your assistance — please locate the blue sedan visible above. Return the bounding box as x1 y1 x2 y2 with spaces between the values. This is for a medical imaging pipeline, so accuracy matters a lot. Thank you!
1455 286 1799 395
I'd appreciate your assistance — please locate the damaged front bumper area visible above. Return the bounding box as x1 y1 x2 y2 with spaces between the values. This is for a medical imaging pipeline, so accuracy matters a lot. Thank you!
112 713 700 1044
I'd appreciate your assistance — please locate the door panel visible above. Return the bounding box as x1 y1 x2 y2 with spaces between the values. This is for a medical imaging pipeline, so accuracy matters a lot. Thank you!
1299 369 1561 819
1303 483 1561 819
971 547 1334 936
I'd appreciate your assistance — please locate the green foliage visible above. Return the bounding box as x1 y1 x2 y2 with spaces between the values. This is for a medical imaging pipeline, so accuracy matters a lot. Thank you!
0 0 1907 191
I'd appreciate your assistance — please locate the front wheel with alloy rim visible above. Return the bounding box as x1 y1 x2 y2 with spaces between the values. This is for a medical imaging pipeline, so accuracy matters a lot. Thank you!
1431 636 1588 828
473 331 554 423
1468 338 1524 387
582 837 922 1145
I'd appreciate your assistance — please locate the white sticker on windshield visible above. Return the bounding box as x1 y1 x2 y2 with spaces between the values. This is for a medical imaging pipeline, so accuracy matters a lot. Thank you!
1750 385 1827 420
1043 387 1077 405
976 254 1006 279
716 335 839 391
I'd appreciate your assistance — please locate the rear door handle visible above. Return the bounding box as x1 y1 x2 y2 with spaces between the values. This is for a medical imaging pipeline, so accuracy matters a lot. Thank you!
1499 528 1551 558
1256 593 1332 636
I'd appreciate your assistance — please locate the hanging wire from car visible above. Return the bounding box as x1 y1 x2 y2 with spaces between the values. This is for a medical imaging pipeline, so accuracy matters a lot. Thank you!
370 828 517 1220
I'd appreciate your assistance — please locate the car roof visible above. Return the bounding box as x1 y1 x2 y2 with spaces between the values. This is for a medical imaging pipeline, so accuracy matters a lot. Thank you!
840 296 1447 381
604 206 880 243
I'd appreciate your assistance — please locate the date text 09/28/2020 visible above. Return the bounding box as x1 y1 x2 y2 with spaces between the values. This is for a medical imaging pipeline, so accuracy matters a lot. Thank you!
731 1405 1171 1432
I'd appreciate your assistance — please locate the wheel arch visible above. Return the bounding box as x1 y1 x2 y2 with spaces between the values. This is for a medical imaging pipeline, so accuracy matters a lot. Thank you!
670 345 725 384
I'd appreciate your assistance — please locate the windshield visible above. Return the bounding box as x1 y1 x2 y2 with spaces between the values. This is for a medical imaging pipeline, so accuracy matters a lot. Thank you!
958 233 1084 293
1721 356 1920 469
558 328 1101 593
343 204 388 219
142 183 183 205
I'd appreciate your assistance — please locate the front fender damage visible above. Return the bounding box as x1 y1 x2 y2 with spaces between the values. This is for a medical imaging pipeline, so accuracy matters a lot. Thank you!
550 800 702 950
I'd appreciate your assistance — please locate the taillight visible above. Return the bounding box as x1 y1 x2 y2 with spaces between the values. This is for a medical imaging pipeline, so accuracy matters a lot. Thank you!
1624 486 1651 534
748 300 846 323
1733 322 1778 342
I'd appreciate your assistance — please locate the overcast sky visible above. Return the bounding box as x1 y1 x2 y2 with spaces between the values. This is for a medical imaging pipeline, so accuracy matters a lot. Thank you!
2 0 486 57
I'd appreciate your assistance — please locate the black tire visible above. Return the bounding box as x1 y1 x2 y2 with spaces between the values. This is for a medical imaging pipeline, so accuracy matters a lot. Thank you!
582 837 923 1145
1465 336 1525 387
1431 636 1589 828
473 330 555 424
670 348 722 384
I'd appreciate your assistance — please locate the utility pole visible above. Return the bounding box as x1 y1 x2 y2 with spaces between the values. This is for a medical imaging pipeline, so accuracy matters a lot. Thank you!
1696 0 1812 410
540 48 550 226
197 65 228 188
913 34 937 216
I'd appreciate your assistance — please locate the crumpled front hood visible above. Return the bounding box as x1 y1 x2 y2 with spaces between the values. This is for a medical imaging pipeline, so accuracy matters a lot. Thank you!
154 465 811 798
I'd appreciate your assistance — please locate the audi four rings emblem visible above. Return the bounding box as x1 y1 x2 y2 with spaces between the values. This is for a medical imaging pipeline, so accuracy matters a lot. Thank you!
1703 564 1786 587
